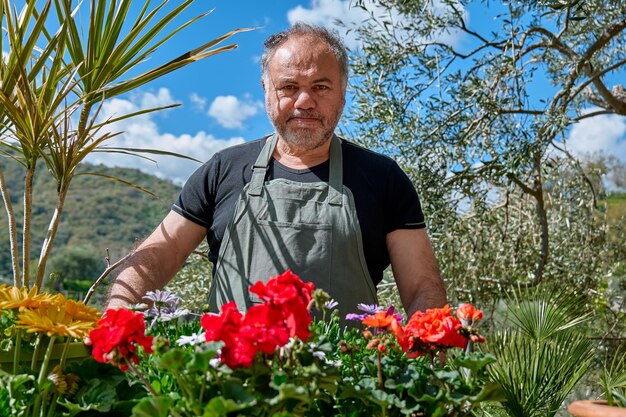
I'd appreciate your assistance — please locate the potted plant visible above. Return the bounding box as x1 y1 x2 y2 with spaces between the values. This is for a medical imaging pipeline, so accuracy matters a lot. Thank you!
568 348 626 417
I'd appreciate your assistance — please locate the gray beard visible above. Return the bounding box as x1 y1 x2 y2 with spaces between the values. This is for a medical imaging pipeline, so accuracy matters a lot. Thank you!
275 125 334 151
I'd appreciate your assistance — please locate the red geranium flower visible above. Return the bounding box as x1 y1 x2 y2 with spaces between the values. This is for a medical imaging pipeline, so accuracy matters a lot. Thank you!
201 301 243 346
456 303 483 324
240 304 290 354
89 309 153 372
200 272 315 368
250 270 313 341
249 270 314 307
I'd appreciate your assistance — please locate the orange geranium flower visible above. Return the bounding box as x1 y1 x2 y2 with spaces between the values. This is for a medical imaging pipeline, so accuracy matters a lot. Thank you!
362 311 397 329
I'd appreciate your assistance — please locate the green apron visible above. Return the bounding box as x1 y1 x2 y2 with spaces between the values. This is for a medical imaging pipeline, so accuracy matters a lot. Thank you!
208 134 378 316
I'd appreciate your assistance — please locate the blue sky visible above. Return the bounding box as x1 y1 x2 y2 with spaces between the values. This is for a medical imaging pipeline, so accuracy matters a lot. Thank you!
84 0 626 185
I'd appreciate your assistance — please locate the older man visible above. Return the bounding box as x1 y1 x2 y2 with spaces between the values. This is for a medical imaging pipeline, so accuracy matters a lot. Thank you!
107 23 446 317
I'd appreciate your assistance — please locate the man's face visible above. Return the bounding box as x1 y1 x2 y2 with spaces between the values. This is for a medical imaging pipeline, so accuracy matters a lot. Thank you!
263 35 346 151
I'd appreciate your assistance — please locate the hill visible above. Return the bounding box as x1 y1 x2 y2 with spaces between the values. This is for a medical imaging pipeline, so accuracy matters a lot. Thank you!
0 158 182 282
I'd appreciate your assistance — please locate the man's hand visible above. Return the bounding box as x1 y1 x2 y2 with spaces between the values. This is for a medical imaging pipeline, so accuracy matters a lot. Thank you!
386 228 447 317
106 211 207 309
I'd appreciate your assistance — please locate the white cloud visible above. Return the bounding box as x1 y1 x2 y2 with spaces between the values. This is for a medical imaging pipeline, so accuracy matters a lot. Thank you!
189 92 207 111
567 111 626 162
208 95 262 129
139 87 175 110
85 89 244 184
287 0 466 49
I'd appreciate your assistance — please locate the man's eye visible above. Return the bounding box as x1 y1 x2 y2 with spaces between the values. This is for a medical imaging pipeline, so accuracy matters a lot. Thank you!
314 85 329 90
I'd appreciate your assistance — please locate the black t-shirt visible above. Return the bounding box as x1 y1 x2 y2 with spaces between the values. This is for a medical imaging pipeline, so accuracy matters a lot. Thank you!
173 136 425 286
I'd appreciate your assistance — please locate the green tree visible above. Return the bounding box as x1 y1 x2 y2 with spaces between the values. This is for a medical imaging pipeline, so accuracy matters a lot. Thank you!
344 0 626 305
46 244 103 293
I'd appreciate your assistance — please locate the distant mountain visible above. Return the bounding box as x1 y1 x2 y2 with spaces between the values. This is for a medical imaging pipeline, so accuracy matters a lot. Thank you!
0 158 182 281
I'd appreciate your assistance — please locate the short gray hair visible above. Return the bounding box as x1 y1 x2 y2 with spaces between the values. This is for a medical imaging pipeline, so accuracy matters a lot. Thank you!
261 23 349 91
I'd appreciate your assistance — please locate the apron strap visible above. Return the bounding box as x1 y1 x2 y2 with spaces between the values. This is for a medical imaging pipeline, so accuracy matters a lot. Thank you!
247 133 343 207
328 135 343 206
248 134 278 196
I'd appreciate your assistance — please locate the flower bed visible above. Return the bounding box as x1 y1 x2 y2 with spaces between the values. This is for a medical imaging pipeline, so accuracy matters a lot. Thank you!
1 272 500 416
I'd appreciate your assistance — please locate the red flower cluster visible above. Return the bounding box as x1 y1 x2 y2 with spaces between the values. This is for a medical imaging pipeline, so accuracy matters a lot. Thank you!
89 309 154 371
361 304 484 358
397 305 467 357
201 270 314 368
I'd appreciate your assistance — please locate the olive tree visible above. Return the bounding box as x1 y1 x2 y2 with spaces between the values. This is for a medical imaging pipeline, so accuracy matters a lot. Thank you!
345 0 626 308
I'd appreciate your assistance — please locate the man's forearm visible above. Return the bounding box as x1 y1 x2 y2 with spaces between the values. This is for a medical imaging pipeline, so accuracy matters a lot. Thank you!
404 276 447 317
106 211 208 309
106 246 173 309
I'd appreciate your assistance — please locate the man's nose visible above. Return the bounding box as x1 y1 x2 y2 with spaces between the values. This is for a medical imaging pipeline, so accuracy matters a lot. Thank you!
294 89 315 109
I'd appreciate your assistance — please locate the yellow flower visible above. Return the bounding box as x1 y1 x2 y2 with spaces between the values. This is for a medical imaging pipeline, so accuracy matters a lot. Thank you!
47 365 80 396
16 299 99 339
0 284 58 311
65 299 101 322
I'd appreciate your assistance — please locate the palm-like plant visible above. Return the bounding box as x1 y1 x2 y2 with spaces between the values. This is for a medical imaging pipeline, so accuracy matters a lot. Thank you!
0 0 249 290
488 290 594 417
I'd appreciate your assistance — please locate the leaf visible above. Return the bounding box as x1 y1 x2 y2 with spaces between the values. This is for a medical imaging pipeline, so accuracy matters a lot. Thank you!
268 382 310 406
470 382 507 403
456 352 497 374
202 396 254 417
186 345 220 373
221 378 256 405
155 349 190 372
131 396 173 417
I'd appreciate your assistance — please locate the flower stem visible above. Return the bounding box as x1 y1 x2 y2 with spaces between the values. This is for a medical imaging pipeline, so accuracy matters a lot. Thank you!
13 329 23 374
377 349 384 389
37 336 56 387
127 360 159 397
348 350 359 382
32 335 57 417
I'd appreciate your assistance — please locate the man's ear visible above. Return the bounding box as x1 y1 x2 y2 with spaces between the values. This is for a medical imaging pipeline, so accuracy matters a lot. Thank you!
261 77 266 93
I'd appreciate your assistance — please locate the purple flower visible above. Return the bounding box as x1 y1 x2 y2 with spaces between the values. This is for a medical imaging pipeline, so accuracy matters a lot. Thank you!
346 304 404 322
324 299 339 309
356 303 384 314
142 290 190 327
345 313 367 321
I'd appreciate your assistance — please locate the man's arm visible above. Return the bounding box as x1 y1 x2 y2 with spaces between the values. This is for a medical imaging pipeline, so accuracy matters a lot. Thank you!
107 210 207 309
386 228 447 317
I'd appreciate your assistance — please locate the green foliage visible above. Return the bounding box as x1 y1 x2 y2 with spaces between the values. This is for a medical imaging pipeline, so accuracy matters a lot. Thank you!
487 290 594 417
0 371 35 417
343 0 626 320
166 247 213 313
57 358 148 416
320 319 501 417
0 160 181 285
600 348 626 408
46 244 103 292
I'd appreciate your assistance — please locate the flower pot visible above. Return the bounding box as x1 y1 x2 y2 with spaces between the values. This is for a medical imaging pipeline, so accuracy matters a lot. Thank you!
0 341 90 373
568 400 626 417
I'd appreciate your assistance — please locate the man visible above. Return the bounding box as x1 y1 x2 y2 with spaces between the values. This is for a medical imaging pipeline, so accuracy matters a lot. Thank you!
107 23 446 318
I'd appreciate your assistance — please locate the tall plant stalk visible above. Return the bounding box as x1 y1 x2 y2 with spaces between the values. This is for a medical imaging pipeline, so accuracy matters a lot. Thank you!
22 164 34 288
35 182 69 289
0 168 20 287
